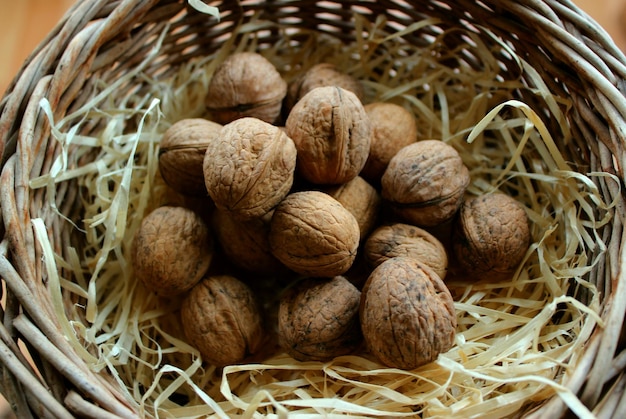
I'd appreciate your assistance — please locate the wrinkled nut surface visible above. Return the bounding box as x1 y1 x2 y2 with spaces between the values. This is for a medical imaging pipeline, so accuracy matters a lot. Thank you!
364 223 448 279
159 118 222 196
181 275 265 367
326 176 381 240
269 191 360 277
203 117 297 220
132 206 213 296
206 52 287 124
381 140 470 226
360 257 456 370
211 208 285 275
360 102 418 182
285 86 371 185
286 63 364 111
278 276 362 361
452 193 531 280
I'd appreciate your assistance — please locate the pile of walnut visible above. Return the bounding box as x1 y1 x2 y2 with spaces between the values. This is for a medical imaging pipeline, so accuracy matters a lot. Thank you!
132 52 531 370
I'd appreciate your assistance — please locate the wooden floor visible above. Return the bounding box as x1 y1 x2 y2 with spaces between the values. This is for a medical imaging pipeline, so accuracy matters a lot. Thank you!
0 0 624 417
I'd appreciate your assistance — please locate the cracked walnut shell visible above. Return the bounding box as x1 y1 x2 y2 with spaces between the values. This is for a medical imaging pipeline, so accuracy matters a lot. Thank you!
278 276 362 361
203 117 297 220
360 257 456 370
181 275 265 367
132 206 213 297
285 86 371 185
205 52 287 124
381 140 470 227
269 191 360 277
452 193 531 280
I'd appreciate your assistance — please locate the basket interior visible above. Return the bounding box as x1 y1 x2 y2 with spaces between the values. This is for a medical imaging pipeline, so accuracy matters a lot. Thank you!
1 0 626 418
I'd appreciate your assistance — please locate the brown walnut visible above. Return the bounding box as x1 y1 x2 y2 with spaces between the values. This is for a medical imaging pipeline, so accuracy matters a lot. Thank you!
205 52 287 124
381 140 470 227
286 63 364 112
360 257 456 370
269 191 360 277
364 223 448 279
203 117 297 220
452 193 531 280
159 118 222 196
180 275 265 367
360 102 418 183
132 206 213 297
325 176 382 240
278 276 362 361
285 86 371 185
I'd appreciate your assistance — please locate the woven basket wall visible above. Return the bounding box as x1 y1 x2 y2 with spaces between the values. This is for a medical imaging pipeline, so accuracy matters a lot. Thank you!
1 0 625 417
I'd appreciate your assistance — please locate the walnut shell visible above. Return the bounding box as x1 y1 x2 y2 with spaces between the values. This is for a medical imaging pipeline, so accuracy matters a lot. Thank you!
360 257 456 370
360 102 418 183
381 140 470 226
452 193 530 280
203 117 297 220
269 191 360 277
286 63 364 112
285 86 371 185
278 276 362 361
325 176 381 240
206 52 287 124
181 275 265 366
159 118 222 196
132 206 213 296
211 208 286 275
364 223 448 279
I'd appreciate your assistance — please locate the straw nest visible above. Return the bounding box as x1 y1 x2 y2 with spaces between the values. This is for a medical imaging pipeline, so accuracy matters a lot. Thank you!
1 1 625 418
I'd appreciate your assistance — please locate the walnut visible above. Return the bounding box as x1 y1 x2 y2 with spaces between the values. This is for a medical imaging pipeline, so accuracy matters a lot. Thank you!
286 63 364 112
211 208 286 275
325 176 381 240
269 191 360 277
278 276 362 361
205 52 287 124
360 102 417 183
381 140 470 227
180 275 265 366
451 193 531 280
132 206 213 297
158 118 222 196
285 86 371 185
360 257 456 370
364 223 448 279
203 117 297 220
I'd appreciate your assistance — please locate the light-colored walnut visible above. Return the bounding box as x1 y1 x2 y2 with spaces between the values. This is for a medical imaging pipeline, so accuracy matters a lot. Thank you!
364 223 448 279
278 276 362 361
381 140 470 227
205 52 287 124
132 206 213 296
269 191 360 277
286 63 364 111
360 257 456 370
285 86 371 185
203 117 297 220
180 275 265 366
360 102 417 183
325 176 381 240
452 192 531 280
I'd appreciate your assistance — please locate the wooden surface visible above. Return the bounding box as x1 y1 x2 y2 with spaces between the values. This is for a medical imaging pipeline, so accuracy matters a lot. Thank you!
0 0 624 417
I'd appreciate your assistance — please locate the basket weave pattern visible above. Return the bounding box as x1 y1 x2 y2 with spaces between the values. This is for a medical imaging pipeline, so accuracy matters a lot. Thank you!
1 0 626 417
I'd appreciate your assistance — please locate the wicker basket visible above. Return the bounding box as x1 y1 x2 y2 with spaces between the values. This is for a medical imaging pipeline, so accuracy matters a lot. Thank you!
1 0 626 417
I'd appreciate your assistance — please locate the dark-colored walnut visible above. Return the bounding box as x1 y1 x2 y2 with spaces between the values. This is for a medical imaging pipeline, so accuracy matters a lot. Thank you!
278 276 362 361
360 257 456 370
